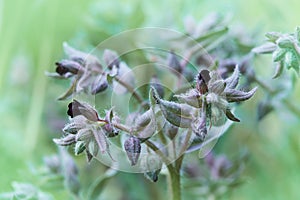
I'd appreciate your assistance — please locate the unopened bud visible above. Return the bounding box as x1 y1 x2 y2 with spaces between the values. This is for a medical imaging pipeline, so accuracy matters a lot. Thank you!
55 60 81 75
67 100 100 122
103 109 119 137
124 136 141 166
103 49 120 69
141 154 162 182
74 141 86 155
164 122 178 139
167 51 182 73
53 134 76 146
150 76 164 98
91 74 108 95
196 70 210 94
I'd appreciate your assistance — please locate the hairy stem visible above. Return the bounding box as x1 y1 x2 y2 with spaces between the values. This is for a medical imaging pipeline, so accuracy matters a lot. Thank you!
167 165 181 200
114 76 148 109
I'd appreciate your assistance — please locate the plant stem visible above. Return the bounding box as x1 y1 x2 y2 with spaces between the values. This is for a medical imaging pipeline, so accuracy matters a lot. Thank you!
167 165 181 200
114 76 148 109
253 76 300 118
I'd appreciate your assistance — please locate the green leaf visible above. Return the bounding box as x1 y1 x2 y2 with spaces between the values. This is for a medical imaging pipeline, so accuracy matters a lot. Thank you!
194 26 229 44
252 43 276 54
272 48 286 62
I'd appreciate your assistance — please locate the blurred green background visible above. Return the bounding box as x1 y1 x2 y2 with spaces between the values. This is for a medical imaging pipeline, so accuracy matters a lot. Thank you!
1 0 300 199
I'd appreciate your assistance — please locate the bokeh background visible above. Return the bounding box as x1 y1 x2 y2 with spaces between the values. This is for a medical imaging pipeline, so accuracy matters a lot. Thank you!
1 0 300 199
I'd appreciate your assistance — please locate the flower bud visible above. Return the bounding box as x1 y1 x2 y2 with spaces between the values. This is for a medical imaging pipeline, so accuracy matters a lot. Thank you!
91 74 108 95
183 68 195 82
224 66 239 89
124 136 141 166
153 86 194 128
75 128 92 142
164 122 178 139
150 76 164 98
67 100 100 122
53 134 76 146
103 109 119 137
141 154 162 182
196 70 210 94
74 141 86 155
55 60 81 75
63 42 102 71
135 110 156 140
63 116 87 134
224 87 257 103
103 49 120 69
167 51 182 73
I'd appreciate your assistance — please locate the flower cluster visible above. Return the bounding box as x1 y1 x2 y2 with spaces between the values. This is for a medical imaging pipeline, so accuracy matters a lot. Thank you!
253 27 300 78
53 100 119 162
46 43 135 100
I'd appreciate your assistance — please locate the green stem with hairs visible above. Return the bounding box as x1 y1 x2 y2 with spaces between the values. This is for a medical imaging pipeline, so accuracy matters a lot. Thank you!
167 164 182 200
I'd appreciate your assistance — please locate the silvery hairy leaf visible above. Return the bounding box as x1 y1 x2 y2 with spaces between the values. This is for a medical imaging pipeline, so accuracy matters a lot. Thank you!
209 79 226 94
134 109 156 140
150 75 164 98
57 79 77 101
224 87 257 103
152 87 194 128
224 66 240 89
53 134 76 146
175 89 202 108
63 115 87 134
74 141 86 155
91 127 108 154
252 43 277 54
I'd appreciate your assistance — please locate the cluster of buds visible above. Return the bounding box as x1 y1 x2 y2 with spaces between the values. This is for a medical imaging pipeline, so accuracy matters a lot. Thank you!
53 100 119 162
153 66 256 141
253 27 300 78
48 33 257 184
46 43 135 100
